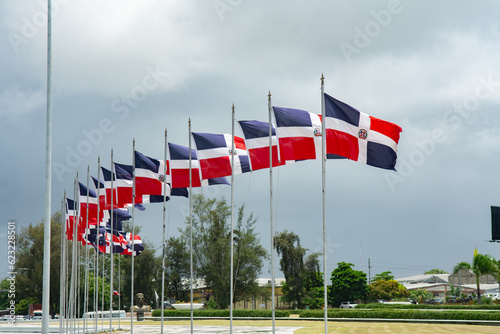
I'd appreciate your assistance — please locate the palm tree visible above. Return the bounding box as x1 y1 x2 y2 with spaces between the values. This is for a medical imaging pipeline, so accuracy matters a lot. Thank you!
453 250 498 304
471 249 498 304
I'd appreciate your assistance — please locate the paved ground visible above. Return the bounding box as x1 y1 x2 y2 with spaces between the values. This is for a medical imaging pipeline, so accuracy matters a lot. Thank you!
0 323 301 334
116 325 301 333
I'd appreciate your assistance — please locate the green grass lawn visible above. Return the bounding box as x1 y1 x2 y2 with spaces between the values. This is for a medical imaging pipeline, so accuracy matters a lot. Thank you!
120 319 500 333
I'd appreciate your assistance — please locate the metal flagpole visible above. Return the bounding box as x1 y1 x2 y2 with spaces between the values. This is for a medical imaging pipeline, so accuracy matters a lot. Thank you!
59 196 65 334
95 157 101 334
131 139 136 334
41 0 52 332
110 149 115 334
268 92 276 334
118 252 121 329
69 175 78 333
83 167 91 331
98 157 106 331
321 74 328 334
188 119 194 334
161 129 168 333
230 104 235 334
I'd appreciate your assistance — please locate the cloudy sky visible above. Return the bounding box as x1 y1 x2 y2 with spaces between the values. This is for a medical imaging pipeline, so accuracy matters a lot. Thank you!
2 0 500 282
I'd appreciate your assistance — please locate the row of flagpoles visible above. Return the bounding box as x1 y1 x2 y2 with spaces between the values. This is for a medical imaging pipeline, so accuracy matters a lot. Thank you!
56 74 402 334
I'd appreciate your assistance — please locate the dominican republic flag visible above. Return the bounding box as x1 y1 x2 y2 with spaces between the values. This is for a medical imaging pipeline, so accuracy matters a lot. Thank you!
192 132 251 179
103 208 131 234
91 176 107 214
78 182 99 227
272 106 322 162
323 93 402 170
100 167 119 209
114 163 135 207
65 198 77 241
84 226 106 249
134 151 171 197
89 228 127 254
121 232 144 256
168 142 230 188
238 120 284 171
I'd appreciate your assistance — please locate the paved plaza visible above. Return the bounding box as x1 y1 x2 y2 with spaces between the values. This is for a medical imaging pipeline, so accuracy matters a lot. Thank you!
0 322 301 334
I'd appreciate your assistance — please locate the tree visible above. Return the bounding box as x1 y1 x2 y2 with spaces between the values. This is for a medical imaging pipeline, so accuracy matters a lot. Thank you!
328 262 369 307
369 280 409 301
455 250 498 304
181 194 267 309
164 236 190 302
410 289 432 304
424 269 448 275
14 212 63 316
371 271 394 282
274 230 306 309
453 261 472 296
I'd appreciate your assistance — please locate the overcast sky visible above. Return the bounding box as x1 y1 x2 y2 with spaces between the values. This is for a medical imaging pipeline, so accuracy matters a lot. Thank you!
2 0 500 283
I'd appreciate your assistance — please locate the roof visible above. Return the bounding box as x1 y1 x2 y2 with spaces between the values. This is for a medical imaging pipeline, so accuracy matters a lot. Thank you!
396 274 449 284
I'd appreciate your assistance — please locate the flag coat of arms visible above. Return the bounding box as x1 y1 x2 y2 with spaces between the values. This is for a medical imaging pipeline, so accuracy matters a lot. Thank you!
272 106 322 162
192 132 251 179
323 93 402 170
238 120 283 171
168 142 229 188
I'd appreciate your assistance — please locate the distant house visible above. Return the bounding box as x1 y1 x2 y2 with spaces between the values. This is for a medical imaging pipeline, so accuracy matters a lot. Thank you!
448 269 499 295
396 274 475 297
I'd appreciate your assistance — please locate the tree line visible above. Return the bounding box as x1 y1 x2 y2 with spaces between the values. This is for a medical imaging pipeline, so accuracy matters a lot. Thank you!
3 194 500 315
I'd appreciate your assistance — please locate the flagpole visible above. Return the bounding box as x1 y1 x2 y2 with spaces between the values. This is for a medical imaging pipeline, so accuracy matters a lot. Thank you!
95 156 101 334
59 195 65 334
188 119 194 334
131 139 136 334
268 92 276 334
230 104 236 334
321 74 328 334
83 166 91 331
110 149 115 334
41 0 52 332
69 175 78 333
161 129 168 333
98 157 105 331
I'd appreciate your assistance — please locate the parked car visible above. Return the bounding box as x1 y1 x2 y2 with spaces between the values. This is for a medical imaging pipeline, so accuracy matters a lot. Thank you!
340 301 357 309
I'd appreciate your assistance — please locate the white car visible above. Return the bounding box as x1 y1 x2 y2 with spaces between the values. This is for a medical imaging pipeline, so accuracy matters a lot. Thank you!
340 301 357 309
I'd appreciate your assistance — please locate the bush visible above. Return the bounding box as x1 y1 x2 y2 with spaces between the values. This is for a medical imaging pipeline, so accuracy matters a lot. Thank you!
357 303 500 310
151 309 291 318
299 309 500 321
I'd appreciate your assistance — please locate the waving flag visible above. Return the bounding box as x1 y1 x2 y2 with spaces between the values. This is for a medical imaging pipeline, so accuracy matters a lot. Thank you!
121 232 144 256
323 93 402 170
65 198 77 240
238 120 283 170
101 167 119 209
134 151 171 198
114 163 135 207
168 142 229 188
103 208 131 233
91 176 107 212
272 107 322 162
78 182 99 226
192 132 251 179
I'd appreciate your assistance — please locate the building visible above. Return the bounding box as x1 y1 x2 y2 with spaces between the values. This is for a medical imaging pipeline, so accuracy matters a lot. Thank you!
396 272 499 298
